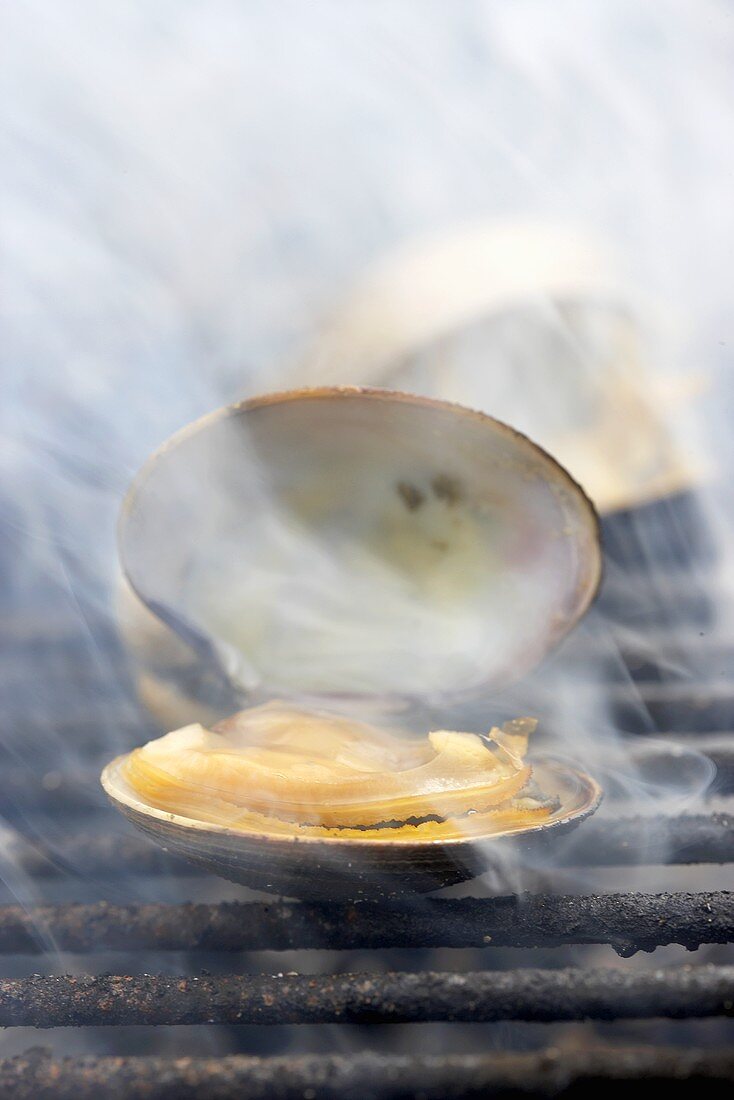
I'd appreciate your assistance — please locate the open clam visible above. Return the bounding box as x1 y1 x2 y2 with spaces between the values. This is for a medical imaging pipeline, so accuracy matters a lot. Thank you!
110 387 602 897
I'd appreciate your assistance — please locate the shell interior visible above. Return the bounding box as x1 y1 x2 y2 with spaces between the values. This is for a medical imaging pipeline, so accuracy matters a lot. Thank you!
119 389 601 704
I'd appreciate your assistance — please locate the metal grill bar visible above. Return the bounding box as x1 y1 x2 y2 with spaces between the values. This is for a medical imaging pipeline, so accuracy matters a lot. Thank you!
8 813 733 881
557 632 734 682
0 891 730 955
2 1047 734 1100
625 743 734 795
562 812 734 865
4 683 733 754
3 741 732 816
0 769 103 814
2 966 732 1028
606 684 734 733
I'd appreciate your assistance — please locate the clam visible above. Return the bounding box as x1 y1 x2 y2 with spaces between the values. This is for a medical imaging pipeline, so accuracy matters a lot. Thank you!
285 222 702 513
109 387 602 897
102 702 602 898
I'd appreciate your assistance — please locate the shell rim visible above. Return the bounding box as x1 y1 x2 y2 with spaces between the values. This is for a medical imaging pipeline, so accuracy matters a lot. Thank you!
101 751 603 851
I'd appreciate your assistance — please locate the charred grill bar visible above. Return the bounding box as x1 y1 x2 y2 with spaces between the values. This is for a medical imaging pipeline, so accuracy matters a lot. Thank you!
3 1048 734 1100
2 966 733 1028
0 891 731 955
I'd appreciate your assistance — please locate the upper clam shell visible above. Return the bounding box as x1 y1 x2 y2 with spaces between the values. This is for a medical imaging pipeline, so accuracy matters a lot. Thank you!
118 388 601 721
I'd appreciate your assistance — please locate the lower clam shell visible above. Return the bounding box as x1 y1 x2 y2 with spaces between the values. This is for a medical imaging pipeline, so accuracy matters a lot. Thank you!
101 754 602 899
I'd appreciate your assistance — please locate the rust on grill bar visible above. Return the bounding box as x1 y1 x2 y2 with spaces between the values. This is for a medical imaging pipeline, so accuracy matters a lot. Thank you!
1 966 733 1028
6 813 733 880
0 891 731 955
3 1047 734 1100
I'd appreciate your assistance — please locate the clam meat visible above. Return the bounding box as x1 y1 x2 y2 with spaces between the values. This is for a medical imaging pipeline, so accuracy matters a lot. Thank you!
117 701 558 840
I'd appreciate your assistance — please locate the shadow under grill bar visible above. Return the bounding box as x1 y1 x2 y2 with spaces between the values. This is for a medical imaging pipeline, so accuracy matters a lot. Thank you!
0 891 731 955
2 966 733 1028
3 1047 734 1100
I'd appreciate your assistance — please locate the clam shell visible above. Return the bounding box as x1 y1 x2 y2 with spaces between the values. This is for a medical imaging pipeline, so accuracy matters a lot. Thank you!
284 223 702 513
118 388 602 721
101 753 602 899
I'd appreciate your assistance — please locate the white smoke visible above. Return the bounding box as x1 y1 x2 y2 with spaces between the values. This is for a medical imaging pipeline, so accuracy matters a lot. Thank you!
1 0 733 1061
